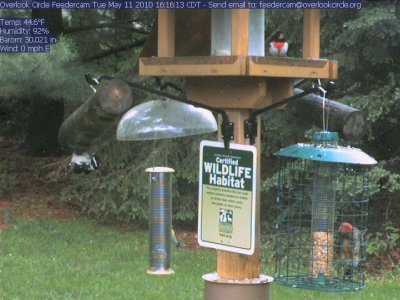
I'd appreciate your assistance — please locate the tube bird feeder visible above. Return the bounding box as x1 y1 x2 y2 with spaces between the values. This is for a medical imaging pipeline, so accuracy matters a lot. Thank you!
274 131 376 291
211 9 265 56
146 167 175 275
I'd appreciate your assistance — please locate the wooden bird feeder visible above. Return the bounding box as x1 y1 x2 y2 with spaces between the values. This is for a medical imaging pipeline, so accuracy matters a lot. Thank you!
138 9 338 300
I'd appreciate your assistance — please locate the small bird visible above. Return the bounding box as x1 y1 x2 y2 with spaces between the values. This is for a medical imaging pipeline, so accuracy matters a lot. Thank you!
69 152 100 174
171 227 181 248
269 32 289 57
338 222 364 279
84 73 114 93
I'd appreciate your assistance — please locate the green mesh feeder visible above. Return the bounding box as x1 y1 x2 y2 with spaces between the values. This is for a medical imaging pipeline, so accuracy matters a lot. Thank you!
274 131 377 292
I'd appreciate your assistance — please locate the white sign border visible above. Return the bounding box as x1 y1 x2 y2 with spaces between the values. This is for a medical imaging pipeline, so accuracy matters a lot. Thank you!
198 140 257 255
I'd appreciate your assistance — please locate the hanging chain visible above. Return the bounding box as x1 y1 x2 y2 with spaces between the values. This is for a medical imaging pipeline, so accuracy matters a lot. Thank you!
152 134 157 168
165 142 169 167
318 79 328 132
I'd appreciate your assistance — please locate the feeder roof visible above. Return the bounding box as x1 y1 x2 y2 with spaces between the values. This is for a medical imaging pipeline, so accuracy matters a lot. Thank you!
274 132 377 165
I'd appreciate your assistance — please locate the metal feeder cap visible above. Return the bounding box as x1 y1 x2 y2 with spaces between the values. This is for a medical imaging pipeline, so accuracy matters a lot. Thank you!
313 131 338 142
145 167 175 173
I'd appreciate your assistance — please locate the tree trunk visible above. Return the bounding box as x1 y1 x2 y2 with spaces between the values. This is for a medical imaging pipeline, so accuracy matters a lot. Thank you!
24 97 64 156
286 88 365 140
24 9 64 156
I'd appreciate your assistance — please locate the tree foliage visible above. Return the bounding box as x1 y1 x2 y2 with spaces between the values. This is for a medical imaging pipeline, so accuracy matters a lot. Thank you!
0 38 89 101
0 9 155 101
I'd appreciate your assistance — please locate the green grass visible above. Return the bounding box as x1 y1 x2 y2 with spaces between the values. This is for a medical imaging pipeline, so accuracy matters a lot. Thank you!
0 219 213 300
1 218 399 300
270 277 400 300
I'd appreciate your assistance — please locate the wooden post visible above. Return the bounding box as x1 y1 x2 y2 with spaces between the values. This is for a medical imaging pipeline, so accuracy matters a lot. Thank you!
158 10 175 57
303 10 320 58
231 9 249 56
216 110 261 280
216 9 261 281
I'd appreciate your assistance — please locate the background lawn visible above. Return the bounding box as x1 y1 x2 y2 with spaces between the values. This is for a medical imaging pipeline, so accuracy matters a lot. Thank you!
1 218 399 300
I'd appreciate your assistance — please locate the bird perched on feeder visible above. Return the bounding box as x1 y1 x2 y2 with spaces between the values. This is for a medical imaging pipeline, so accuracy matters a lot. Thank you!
338 222 364 279
269 32 289 57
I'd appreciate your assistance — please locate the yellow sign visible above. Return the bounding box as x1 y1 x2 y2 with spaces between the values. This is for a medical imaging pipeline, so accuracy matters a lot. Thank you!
198 141 256 255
